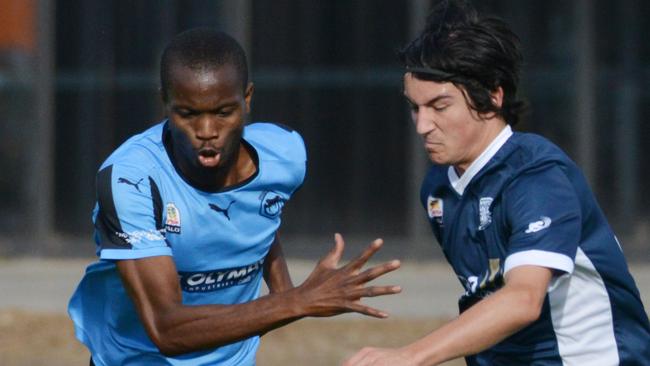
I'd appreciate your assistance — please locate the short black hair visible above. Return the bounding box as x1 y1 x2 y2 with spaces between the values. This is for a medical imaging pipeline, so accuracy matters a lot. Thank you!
398 0 526 125
160 28 249 103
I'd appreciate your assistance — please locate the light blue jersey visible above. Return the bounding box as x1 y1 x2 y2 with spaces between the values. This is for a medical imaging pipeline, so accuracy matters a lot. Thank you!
69 121 306 365
421 126 650 365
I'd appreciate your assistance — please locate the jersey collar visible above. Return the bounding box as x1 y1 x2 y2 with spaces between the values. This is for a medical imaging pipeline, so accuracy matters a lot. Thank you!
448 125 513 195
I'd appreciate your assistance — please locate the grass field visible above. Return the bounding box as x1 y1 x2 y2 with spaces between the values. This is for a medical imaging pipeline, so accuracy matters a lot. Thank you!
0 309 464 366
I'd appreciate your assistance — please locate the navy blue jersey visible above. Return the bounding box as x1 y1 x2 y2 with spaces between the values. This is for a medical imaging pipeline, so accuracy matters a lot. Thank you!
69 121 306 365
421 126 650 365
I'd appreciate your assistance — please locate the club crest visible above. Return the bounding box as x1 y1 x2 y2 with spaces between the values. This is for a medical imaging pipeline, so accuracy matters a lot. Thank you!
478 197 493 230
259 191 286 219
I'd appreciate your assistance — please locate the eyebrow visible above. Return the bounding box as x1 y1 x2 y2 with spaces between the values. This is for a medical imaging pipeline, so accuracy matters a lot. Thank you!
403 93 452 106
171 100 239 113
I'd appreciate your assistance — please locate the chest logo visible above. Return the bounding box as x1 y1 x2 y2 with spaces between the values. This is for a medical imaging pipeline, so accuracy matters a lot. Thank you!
427 195 444 224
259 191 286 219
179 259 264 293
165 203 181 234
209 200 236 221
118 177 143 192
478 197 493 230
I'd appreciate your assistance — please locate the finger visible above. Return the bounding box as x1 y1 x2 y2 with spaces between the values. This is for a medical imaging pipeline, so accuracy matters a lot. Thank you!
347 238 384 270
353 259 401 284
347 302 390 318
320 233 345 267
331 233 345 265
353 285 402 299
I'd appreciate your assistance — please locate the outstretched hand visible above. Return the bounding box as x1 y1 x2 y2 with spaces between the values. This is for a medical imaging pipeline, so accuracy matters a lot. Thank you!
293 233 401 318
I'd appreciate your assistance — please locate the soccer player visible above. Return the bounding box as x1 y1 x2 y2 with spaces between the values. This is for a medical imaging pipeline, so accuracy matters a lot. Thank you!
68 28 401 365
345 1 650 365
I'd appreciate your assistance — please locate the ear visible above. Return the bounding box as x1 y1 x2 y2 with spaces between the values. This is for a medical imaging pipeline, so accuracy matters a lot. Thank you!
491 86 504 108
244 82 254 114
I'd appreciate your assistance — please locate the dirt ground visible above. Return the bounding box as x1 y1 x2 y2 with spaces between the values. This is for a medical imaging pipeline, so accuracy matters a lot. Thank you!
0 309 464 366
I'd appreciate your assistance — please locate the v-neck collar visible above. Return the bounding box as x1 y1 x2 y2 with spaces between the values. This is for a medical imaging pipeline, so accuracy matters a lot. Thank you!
447 125 513 196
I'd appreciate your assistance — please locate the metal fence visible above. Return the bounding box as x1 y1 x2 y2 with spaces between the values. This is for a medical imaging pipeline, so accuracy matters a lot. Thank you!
0 0 648 260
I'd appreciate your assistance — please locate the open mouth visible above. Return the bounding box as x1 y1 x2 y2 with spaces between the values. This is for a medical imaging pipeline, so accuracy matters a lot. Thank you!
197 147 222 168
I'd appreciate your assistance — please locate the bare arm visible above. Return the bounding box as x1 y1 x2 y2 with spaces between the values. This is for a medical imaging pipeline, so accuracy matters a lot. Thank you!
117 233 401 357
263 234 294 293
344 265 553 366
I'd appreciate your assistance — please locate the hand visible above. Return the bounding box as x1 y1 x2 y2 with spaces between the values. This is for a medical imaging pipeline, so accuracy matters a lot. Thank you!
293 233 401 318
343 347 419 366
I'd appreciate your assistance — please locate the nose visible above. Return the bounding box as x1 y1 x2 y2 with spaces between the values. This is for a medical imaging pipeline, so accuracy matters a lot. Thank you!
194 115 219 141
413 108 435 136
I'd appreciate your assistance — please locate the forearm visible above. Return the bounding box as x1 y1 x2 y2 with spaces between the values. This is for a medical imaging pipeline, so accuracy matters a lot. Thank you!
119 236 401 357
264 237 294 293
152 289 304 356
404 284 544 365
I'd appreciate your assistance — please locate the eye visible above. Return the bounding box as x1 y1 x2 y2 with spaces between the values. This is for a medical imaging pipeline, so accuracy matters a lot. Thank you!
217 109 233 117
175 109 195 118
406 101 419 113
216 107 237 118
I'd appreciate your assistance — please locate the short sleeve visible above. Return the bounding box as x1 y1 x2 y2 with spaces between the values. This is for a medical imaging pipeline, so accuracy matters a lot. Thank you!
503 165 581 275
94 164 171 260
289 129 307 193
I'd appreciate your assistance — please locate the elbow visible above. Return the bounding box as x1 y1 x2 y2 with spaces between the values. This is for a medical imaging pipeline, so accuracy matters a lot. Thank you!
150 331 187 357
144 317 189 357
514 290 544 326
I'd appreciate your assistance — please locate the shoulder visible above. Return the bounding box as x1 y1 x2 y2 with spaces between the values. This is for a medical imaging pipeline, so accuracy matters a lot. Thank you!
97 122 168 192
479 132 577 191
243 122 307 163
420 164 450 205
100 121 167 174
461 132 583 204
500 133 572 172
491 133 581 204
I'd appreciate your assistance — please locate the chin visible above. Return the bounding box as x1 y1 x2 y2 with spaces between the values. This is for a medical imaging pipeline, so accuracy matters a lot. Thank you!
428 156 451 166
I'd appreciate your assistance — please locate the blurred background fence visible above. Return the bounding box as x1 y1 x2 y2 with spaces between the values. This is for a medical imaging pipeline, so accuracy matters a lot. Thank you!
0 0 648 260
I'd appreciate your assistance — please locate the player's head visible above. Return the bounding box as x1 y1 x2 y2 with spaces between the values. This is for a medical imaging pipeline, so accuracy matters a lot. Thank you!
160 28 254 177
160 27 249 103
398 0 525 126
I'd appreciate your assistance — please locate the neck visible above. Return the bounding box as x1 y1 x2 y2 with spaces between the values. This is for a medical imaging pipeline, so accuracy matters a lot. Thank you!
454 119 508 176
171 141 255 192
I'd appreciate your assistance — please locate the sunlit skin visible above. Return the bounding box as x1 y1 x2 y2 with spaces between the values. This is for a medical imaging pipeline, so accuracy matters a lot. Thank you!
165 63 255 191
403 73 506 176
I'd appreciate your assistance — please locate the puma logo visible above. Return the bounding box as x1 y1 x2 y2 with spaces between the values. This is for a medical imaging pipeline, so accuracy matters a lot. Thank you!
118 177 143 192
209 201 236 220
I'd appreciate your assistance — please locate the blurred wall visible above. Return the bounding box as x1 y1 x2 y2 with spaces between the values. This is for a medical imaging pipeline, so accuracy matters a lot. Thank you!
0 0 648 259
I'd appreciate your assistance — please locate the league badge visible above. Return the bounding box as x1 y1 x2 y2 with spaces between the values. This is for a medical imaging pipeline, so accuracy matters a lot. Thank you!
165 202 181 234
427 195 444 224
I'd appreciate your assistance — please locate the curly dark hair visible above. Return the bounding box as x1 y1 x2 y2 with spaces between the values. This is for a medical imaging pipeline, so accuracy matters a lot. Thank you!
398 0 526 125
160 28 249 103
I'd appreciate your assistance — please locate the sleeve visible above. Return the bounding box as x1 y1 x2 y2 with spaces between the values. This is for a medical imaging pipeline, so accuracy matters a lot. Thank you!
289 129 307 194
503 164 581 275
93 163 172 260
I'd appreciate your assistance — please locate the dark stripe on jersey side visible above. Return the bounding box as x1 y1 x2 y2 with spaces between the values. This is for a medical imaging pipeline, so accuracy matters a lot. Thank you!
149 177 163 231
96 165 132 249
